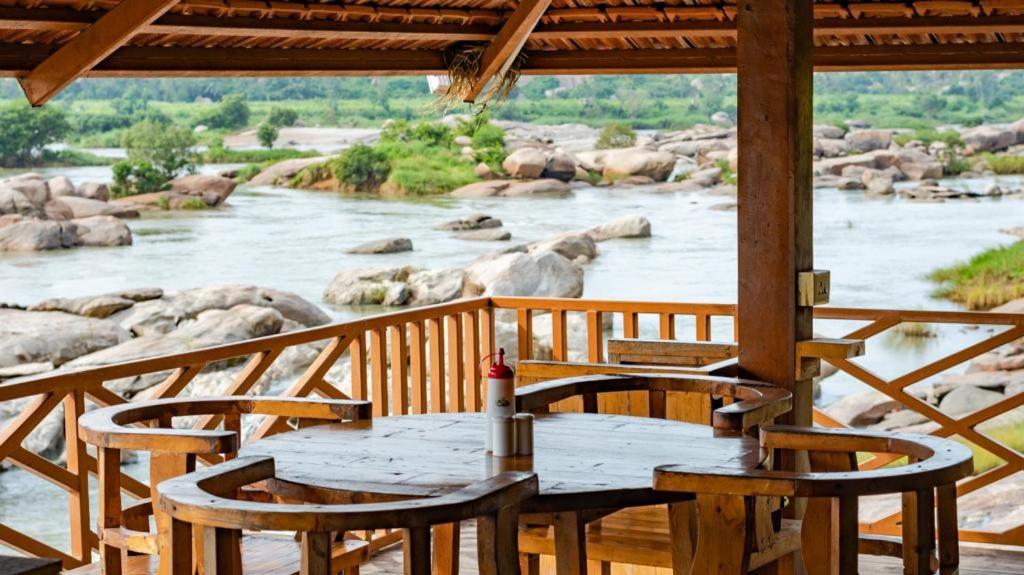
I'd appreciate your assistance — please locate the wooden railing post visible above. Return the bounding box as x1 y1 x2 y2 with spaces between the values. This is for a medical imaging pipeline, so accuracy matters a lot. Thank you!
63 389 91 565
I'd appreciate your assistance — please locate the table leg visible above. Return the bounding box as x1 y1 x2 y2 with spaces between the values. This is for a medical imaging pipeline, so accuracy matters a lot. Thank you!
553 511 587 575
692 494 753 575
432 522 460 575
668 501 697 575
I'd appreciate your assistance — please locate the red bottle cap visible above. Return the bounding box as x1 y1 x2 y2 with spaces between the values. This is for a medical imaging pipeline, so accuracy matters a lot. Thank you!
488 348 514 379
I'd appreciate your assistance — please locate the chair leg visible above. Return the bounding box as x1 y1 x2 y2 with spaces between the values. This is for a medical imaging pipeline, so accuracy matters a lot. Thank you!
302 531 334 575
936 484 959 575
519 553 539 575
553 511 587 575
836 496 859 575
405 526 432 575
169 518 193 575
432 522 460 575
478 506 520 575
692 494 754 575
667 501 697 575
902 489 935 575
204 527 242 575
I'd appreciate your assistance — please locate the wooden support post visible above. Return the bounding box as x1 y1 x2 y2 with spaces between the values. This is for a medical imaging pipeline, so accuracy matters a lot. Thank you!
736 0 814 434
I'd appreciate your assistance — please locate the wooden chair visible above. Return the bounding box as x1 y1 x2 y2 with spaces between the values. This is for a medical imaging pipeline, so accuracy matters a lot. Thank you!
606 339 738 368
157 456 538 575
513 373 793 575
77 396 373 575
653 425 975 575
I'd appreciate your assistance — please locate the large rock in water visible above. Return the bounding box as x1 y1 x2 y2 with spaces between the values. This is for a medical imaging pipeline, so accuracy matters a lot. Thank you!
450 180 511 198
464 251 583 298
78 182 110 202
47 176 76 198
407 268 465 306
168 174 237 206
528 232 598 262
502 179 571 197
587 215 651 241
0 219 79 251
456 228 511 241
502 148 547 179
823 390 901 427
579 147 676 182
1 174 50 206
55 196 138 219
0 188 41 216
543 151 578 182
249 156 331 186
845 129 892 153
961 124 1017 152
0 309 130 368
346 237 413 254
73 215 132 247
435 213 502 231
324 267 414 305
30 294 135 318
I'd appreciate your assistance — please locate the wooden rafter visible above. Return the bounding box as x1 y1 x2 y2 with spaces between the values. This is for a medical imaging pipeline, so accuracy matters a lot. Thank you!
17 0 179 106
462 0 553 103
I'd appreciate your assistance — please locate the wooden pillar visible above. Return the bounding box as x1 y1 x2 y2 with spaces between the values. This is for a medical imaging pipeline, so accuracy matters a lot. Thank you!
736 0 814 431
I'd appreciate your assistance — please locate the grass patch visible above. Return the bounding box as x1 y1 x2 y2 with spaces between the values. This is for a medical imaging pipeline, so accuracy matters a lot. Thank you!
956 421 1024 474
199 145 317 164
716 159 737 185
978 153 1024 175
929 242 1024 310
385 152 477 196
40 148 116 167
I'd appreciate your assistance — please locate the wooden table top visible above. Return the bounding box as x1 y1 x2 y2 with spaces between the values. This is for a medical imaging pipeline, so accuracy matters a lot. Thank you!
243 412 765 513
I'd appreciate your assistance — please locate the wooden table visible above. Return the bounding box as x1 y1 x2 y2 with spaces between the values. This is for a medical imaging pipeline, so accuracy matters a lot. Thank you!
244 412 766 575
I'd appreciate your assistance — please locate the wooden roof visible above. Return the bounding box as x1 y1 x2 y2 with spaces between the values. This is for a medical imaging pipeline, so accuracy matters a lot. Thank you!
5 0 1024 104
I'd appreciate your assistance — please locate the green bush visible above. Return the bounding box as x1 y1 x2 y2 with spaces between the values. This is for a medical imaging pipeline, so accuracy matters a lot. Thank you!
113 120 197 196
268 107 298 127
257 122 279 149
930 242 1024 310
197 94 250 130
234 163 263 183
0 102 70 167
331 144 392 192
978 153 1024 175
595 123 636 150
471 123 506 167
111 160 166 197
387 153 477 196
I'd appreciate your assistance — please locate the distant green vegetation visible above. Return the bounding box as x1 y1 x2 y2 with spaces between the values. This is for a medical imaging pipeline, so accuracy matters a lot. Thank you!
930 242 1024 310
0 102 70 167
112 120 196 197
199 141 316 164
977 153 1024 175
596 123 637 150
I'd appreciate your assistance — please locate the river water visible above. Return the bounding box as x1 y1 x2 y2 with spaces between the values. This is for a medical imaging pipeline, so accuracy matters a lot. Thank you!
1 164 1021 553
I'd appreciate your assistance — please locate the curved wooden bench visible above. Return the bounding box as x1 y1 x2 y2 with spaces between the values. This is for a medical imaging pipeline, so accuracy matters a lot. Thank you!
515 373 792 434
158 456 538 575
77 396 372 575
654 425 975 575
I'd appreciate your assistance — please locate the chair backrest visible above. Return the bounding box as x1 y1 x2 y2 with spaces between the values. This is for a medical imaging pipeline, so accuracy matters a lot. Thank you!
158 456 538 575
606 338 738 368
515 373 791 434
78 396 372 575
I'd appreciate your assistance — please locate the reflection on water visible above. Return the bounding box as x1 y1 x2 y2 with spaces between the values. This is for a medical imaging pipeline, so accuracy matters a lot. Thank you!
1 165 1022 553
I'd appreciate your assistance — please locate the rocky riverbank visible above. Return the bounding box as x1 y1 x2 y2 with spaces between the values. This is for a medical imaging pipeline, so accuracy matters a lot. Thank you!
0 172 239 252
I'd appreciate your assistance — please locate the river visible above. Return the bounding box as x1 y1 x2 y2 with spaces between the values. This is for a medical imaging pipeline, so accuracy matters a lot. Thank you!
0 164 1021 553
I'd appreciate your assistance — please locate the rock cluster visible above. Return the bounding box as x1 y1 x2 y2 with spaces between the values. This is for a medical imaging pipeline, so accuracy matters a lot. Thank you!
114 174 238 211
0 173 131 251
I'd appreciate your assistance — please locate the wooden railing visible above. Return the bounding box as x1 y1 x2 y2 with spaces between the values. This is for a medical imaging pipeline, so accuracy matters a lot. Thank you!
1 297 1022 566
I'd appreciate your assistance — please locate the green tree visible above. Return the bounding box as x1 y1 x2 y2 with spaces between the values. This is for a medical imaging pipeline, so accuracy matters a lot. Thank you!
197 94 250 130
268 107 298 127
595 123 636 150
331 144 391 193
0 102 70 167
257 122 279 149
113 120 197 196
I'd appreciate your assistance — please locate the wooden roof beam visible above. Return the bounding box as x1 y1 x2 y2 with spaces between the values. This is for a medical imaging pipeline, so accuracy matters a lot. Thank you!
463 0 553 103
17 0 178 106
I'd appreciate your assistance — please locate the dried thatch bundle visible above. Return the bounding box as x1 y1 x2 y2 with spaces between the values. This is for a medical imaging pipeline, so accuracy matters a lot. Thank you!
436 43 527 112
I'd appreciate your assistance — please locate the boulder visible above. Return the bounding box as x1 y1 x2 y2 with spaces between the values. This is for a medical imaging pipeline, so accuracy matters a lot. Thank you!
47 176 76 198
836 177 866 190
474 163 493 179
595 147 676 182
0 361 54 380
528 232 598 262
56 196 138 219
346 237 413 254
938 385 1004 416
502 148 547 179
814 124 846 139
709 202 738 212
454 135 472 147
66 305 285 381
0 309 130 368
866 177 895 196
30 295 135 318
845 129 893 153
407 268 465 306
817 138 851 158
992 298 1024 314
249 156 332 186
0 188 40 216
464 251 583 298
824 390 901 426
612 175 656 186
43 200 74 221
435 213 503 231
73 215 132 247
456 228 511 241
543 151 577 182
78 182 110 202
0 219 79 251
2 174 49 206
323 266 413 305
658 139 732 158
502 179 572 197
450 180 510 198
587 215 651 241
168 175 237 206
687 166 723 187
933 370 1024 397
962 125 1017 153
710 111 733 127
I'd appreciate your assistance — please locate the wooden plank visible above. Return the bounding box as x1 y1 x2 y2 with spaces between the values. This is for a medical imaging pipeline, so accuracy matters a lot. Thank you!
551 310 568 362
391 325 410 416
410 321 428 414
62 390 91 563
0 556 61 575
351 333 368 401
429 318 446 413
447 315 465 413
18 0 178 105
552 512 587 575
587 311 604 363
518 309 534 362
463 312 482 412
370 328 388 417
736 0 815 436
463 0 553 102
796 338 866 360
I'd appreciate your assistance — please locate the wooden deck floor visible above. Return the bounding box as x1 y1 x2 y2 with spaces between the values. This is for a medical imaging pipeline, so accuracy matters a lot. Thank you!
359 522 1024 575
